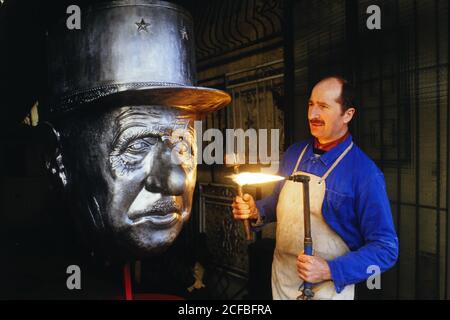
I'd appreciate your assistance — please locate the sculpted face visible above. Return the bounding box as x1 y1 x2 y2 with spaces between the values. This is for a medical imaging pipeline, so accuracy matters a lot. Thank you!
56 105 197 258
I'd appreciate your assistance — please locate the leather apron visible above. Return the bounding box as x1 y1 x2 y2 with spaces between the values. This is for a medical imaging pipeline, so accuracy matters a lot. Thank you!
272 142 354 300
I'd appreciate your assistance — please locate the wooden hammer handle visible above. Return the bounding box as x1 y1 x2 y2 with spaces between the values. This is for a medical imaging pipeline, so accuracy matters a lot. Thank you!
237 184 253 241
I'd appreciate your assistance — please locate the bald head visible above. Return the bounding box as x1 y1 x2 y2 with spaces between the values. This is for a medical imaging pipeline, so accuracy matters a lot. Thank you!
308 76 356 144
313 76 357 113
313 78 343 112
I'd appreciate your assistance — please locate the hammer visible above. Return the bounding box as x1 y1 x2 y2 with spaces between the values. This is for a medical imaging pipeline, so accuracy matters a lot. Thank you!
288 175 314 300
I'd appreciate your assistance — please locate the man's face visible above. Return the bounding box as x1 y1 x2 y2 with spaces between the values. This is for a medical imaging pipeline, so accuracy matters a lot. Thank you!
61 105 197 257
308 78 354 143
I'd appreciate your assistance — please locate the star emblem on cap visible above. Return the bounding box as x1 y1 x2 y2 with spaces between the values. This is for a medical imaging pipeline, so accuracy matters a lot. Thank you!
136 18 151 32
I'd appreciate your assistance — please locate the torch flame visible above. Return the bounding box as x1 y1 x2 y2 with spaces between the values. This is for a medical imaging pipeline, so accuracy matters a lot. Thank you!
232 172 285 186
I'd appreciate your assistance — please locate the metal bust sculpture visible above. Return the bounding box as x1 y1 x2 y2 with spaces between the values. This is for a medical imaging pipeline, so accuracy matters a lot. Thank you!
43 0 230 259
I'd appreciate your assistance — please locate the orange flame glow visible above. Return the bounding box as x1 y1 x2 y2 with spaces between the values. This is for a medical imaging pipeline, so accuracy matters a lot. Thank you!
231 172 285 186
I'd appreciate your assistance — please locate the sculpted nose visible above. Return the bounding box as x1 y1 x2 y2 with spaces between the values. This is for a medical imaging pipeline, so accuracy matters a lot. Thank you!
144 143 186 195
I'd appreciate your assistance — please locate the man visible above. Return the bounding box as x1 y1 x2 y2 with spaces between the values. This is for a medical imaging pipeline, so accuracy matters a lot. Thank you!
232 76 398 300
42 0 230 260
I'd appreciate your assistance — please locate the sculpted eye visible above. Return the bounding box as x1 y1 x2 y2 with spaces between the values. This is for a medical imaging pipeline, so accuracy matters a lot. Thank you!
127 141 148 152
125 137 158 154
110 135 160 176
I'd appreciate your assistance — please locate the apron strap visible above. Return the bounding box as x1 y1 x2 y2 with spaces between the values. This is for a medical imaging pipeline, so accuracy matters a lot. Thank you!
292 144 309 175
319 142 354 183
291 141 354 182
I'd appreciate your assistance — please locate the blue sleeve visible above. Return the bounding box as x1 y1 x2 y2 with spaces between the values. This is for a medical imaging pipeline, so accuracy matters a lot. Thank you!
328 173 399 293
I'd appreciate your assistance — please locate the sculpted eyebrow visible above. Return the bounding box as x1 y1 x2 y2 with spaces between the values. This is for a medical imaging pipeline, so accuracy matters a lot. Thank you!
120 127 163 140
116 108 163 121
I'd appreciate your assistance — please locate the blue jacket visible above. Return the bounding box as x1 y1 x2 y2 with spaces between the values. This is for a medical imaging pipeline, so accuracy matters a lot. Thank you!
255 134 399 293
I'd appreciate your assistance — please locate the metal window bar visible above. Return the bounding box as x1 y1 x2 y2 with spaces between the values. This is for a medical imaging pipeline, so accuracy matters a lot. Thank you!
434 0 441 300
395 0 402 299
447 0 450 300
413 0 420 299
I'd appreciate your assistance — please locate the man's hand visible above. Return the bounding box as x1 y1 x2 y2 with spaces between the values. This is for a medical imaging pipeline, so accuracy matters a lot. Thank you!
297 253 332 283
232 193 259 221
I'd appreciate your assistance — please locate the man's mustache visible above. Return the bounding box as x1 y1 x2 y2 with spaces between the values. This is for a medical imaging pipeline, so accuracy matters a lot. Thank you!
310 119 325 125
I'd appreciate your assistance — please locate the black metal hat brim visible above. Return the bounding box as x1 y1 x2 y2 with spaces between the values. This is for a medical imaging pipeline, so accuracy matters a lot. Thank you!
53 84 231 116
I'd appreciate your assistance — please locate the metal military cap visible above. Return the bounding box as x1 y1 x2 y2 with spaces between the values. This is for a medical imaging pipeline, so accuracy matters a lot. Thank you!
46 0 231 115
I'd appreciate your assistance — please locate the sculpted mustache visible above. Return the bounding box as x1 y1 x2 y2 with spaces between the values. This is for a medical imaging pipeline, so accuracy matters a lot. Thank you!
148 199 182 213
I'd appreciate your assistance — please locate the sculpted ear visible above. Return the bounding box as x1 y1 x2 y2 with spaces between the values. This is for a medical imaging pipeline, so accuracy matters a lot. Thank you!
38 121 68 189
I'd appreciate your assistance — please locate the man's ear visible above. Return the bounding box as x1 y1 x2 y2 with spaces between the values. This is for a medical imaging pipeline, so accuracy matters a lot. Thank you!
343 107 356 124
37 121 68 189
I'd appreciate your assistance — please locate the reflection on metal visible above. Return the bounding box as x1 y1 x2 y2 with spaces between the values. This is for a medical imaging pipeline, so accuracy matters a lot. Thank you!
194 0 283 63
